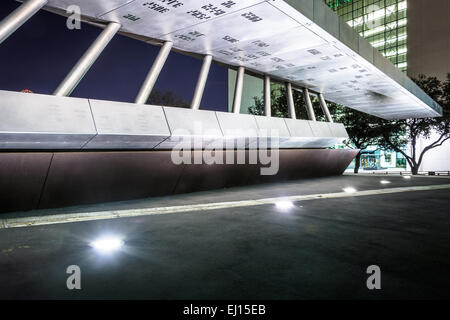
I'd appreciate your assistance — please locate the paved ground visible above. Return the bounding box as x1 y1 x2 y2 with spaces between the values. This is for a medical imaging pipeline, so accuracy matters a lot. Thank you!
0 174 449 299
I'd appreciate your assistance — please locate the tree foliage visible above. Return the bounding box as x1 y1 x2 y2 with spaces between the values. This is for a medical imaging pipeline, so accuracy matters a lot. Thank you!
146 89 189 108
248 84 324 120
330 105 386 173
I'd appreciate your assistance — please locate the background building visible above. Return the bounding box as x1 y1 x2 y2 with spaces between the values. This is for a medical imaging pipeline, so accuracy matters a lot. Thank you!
407 0 450 81
325 0 407 72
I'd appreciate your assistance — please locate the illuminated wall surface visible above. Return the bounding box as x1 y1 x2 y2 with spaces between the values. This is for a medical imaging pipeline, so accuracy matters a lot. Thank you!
325 0 407 72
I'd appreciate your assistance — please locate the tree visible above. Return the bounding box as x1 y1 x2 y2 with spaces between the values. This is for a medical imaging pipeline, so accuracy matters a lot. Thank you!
248 84 319 120
331 105 384 173
146 89 189 108
376 74 450 175
248 85 382 173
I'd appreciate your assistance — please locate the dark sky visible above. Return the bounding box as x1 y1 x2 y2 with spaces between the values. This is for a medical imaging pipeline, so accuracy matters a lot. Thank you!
0 1 228 111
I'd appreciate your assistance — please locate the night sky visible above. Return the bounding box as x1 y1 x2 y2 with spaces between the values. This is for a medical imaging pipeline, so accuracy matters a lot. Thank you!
0 1 228 111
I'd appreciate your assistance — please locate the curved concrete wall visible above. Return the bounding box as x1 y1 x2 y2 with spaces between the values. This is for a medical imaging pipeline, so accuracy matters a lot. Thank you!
0 149 358 213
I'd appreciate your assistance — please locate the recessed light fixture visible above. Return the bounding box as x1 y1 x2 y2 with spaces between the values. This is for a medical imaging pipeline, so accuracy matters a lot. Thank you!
343 187 357 193
275 201 295 211
403 176 411 179
90 236 124 253
380 180 391 184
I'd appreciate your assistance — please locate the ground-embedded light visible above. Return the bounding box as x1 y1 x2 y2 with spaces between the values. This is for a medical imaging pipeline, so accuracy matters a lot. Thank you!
275 201 295 211
380 180 391 184
343 187 357 193
90 236 124 253
403 175 412 179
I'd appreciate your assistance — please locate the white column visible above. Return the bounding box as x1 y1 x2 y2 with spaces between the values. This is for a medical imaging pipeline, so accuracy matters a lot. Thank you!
54 22 121 97
285 82 296 119
318 93 333 123
232 66 245 114
191 54 212 110
0 0 48 45
135 41 173 104
264 75 271 117
303 88 316 121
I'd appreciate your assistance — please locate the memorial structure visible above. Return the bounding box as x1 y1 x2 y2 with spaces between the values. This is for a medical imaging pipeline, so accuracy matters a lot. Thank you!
0 0 442 212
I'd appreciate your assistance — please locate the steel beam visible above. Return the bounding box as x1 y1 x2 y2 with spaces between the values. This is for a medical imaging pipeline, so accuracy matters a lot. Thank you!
54 22 121 97
232 66 245 114
286 82 296 119
135 41 173 104
318 93 334 123
191 54 212 110
303 88 316 121
264 75 271 117
0 0 48 45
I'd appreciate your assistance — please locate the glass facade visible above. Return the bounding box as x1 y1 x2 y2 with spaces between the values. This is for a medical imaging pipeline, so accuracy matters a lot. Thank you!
325 0 407 72
346 147 407 171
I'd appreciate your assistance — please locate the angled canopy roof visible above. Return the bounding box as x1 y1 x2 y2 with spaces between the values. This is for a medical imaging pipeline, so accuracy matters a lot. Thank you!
42 0 442 119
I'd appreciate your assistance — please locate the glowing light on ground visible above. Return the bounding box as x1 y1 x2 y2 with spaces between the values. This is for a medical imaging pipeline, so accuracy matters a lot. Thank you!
343 187 357 193
90 236 124 253
275 201 295 211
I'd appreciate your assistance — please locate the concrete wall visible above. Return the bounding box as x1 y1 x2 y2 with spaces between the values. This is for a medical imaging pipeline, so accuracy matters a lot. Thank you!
407 0 450 81
418 135 450 172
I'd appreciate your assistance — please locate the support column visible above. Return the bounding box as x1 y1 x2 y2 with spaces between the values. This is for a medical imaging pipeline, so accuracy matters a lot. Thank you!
318 93 333 123
285 82 296 119
264 75 271 117
191 54 212 110
303 88 316 121
135 41 173 104
232 66 245 114
0 0 47 45
54 22 121 97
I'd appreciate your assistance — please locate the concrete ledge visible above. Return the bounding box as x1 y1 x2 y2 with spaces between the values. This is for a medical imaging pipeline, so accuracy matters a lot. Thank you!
157 107 223 150
0 91 348 150
0 91 96 149
215 111 259 148
85 99 170 149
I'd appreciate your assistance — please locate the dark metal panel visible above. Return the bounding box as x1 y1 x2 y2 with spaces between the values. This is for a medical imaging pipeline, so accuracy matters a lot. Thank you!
247 149 359 185
38 151 184 209
173 150 261 194
175 149 358 193
0 149 358 213
0 153 52 213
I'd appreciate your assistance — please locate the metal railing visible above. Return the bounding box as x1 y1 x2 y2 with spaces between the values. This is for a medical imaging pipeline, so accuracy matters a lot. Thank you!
358 171 450 176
